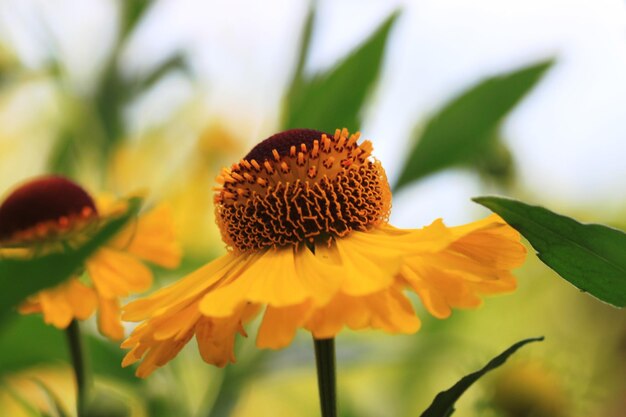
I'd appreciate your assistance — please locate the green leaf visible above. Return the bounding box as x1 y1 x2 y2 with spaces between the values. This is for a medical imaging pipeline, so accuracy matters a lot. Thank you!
121 0 153 38
0 315 67 374
282 11 399 132
285 2 315 95
130 53 187 96
395 60 553 190
420 337 544 417
0 198 142 324
473 196 626 307
0 315 139 384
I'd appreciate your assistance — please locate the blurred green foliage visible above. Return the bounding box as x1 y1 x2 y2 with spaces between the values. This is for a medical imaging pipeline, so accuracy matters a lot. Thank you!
283 9 398 132
50 0 188 177
420 337 544 417
394 60 553 190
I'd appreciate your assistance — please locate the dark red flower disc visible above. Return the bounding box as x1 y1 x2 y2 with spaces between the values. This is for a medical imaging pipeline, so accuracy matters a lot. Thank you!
0 176 98 241
244 129 331 162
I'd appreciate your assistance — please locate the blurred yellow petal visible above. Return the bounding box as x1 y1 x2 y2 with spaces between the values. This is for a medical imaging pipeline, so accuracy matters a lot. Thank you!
110 203 182 268
87 248 153 298
97 296 124 340
19 279 97 329
64 279 98 320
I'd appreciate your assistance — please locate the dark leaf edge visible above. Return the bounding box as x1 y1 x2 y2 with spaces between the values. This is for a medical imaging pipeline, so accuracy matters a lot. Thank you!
420 336 544 417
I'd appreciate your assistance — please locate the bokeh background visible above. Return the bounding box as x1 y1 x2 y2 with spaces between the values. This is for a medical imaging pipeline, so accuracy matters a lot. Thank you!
0 0 625 416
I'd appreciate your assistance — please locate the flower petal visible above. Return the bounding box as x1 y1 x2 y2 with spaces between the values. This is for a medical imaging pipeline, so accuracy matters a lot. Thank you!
19 279 97 328
135 333 194 378
323 232 402 296
109 203 182 268
123 301 259 377
97 296 124 340
123 253 243 321
257 302 313 349
196 303 260 367
199 247 312 316
449 214 526 268
87 248 153 298
364 220 454 252
294 246 344 305
305 287 420 339
38 288 75 328
400 215 526 319
65 279 98 320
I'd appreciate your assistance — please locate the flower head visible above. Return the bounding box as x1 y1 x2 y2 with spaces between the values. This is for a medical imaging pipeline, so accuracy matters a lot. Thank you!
0 175 181 339
122 129 526 377
0 176 98 245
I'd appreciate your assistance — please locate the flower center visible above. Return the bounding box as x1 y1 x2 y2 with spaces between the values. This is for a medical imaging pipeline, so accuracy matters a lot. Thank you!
215 128 391 252
0 176 98 243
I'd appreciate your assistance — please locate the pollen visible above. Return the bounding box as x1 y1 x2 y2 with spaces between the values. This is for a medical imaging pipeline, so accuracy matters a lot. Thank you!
215 128 391 252
0 176 98 244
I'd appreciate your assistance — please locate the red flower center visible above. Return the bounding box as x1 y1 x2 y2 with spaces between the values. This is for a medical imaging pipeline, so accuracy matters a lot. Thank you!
244 129 330 162
0 176 98 242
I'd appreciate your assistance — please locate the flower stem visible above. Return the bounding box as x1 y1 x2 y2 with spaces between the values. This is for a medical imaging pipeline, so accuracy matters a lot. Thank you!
66 320 87 417
313 337 337 417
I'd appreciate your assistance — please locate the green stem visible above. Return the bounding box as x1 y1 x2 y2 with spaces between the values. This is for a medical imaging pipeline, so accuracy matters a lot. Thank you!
313 337 337 417
66 320 87 417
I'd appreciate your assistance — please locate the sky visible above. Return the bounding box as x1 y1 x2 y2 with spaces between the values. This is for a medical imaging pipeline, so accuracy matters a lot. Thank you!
1 0 625 226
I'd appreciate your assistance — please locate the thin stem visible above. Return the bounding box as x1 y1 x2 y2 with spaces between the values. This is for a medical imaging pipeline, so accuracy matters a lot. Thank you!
66 320 87 417
313 337 337 417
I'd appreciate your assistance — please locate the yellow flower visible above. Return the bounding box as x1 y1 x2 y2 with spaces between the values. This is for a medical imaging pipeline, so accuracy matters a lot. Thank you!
122 128 526 377
0 175 181 340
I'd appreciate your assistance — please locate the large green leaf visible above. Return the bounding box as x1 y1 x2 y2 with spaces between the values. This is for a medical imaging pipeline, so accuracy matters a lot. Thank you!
395 60 553 190
420 337 544 417
474 196 626 307
282 11 399 132
0 197 142 324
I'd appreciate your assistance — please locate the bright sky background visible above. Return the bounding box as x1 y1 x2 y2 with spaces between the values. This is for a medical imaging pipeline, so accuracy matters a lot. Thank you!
1 0 625 227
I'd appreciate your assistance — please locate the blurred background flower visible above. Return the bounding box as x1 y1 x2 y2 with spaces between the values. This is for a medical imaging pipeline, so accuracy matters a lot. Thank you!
0 0 624 416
